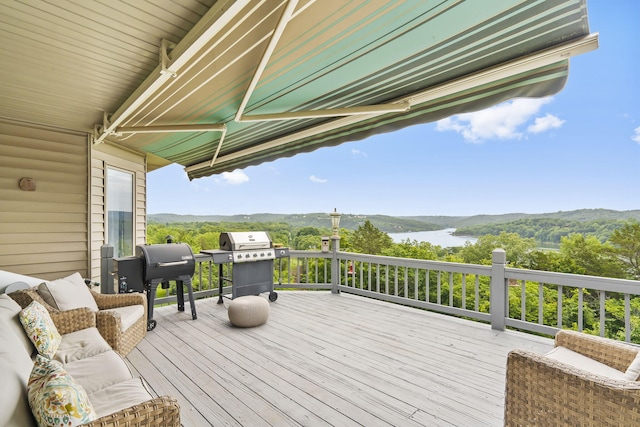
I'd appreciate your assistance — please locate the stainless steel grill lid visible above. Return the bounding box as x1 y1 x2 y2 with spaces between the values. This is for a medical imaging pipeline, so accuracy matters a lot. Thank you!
135 243 195 281
219 231 272 251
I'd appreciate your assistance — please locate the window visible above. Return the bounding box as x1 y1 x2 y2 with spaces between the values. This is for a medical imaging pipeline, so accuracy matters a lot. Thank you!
106 167 134 258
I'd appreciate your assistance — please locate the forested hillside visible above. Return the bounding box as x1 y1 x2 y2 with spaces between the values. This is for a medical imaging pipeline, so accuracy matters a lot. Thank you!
455 218 630 244
149 209 640 242
149 212 440 233
402 209 640 228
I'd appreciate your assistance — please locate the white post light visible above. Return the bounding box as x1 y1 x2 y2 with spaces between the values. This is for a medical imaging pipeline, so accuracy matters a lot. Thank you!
330 208 341 238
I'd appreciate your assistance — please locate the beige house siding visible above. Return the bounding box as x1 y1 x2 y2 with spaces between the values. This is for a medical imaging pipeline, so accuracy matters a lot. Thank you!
0 121 88 279
90 144 147 284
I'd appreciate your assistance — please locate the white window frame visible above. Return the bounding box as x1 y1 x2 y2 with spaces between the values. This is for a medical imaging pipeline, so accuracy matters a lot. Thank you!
105 166 136 258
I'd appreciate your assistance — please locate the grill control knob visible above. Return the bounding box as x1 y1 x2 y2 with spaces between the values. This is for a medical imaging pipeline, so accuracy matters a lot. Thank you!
253 253 258 258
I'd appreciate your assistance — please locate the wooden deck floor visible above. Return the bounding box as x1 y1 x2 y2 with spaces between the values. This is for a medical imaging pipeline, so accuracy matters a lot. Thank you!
125 291 553 427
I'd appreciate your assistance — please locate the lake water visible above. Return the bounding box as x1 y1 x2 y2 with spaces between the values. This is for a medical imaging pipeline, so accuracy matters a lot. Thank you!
388 228 477 247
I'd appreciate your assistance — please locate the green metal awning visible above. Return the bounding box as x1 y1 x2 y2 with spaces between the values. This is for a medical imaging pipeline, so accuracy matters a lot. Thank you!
92 0 597 180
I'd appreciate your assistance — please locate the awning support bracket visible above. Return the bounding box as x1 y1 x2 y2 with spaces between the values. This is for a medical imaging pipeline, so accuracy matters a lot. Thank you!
231 0 409 125
160 39 178 78
234 0 298 122
209 125 227 167
91 112 114 143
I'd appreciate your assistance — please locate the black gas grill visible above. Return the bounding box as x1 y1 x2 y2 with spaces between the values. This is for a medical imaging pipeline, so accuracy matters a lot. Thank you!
201 231 289 302
135 243 197 330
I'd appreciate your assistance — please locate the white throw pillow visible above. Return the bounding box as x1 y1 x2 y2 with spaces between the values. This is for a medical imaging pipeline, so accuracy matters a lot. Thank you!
623 352 640 381
39 273 99 312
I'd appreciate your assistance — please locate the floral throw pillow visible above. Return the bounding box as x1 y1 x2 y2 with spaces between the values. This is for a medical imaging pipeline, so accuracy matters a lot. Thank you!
19 301 62 359
27 355 97 427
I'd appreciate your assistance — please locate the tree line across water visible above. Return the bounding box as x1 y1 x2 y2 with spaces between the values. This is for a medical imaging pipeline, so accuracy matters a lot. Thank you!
455 217 633 245
148 217 640 342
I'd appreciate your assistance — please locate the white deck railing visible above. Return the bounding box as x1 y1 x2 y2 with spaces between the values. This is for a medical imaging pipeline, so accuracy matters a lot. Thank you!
155 248 640 343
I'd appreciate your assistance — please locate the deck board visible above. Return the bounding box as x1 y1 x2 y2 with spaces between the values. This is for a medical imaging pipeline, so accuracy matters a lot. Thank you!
126 291 553 427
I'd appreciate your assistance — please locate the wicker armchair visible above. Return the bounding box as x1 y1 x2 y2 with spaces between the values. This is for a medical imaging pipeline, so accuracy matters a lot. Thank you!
23 306 180 427
505 330 640 426
9 287 147 356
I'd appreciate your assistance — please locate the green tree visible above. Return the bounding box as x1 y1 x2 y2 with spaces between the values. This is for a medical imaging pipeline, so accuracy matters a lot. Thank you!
292 227 323 250
381 239 439 260
609 220 640 279
459 232 536 267
558 234 627 278
350 220 393 254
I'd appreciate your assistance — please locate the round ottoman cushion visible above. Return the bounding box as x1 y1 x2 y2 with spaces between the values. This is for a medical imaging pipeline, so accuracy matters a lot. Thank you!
228 296 270 327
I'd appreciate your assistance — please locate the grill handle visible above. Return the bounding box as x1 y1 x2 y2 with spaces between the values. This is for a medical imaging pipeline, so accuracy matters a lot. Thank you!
157 260 188 267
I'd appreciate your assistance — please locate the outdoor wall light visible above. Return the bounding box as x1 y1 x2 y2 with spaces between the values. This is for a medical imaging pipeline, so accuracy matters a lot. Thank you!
19 177 36 191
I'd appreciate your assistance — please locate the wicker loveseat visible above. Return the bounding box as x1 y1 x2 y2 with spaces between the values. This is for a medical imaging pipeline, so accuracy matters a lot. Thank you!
0 293 180 427
2 270 146 356
505 329 640 426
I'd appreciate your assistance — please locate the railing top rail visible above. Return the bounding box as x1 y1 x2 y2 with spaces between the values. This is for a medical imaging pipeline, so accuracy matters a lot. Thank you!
335 251 491 275
505 267 640 294
289 250 331 258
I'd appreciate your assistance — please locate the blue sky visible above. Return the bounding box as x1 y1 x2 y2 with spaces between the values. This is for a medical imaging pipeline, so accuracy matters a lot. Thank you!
148 0 640 217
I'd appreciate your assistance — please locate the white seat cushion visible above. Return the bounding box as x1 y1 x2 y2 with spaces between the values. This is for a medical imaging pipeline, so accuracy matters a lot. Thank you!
63 351 134 395
54 327 112 364
546 346 626 381
0 296 36 426
102 305 145 332
39 272 99 312
0 308 36 427
0 358 36 427
0 294 34 356
88 378 153 419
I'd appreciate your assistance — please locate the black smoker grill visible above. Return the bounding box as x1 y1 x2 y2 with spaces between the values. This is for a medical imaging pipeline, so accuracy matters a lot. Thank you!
133 243 197 330
201 231 289 303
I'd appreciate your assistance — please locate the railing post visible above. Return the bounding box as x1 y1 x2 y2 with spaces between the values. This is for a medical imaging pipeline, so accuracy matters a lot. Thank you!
491 248 507 331
331 236 340 294
100 244 114 294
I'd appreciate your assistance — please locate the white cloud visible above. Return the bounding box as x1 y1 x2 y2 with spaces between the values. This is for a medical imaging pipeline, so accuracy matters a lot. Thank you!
527 113 565 133
219 170 249 184
351 148 368 157
309 175 328 183
267 166 280 175
436 98 556 142
633 126 640 143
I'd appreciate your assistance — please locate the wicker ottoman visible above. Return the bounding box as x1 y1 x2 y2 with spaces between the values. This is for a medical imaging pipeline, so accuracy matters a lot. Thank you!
228 295 270 327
